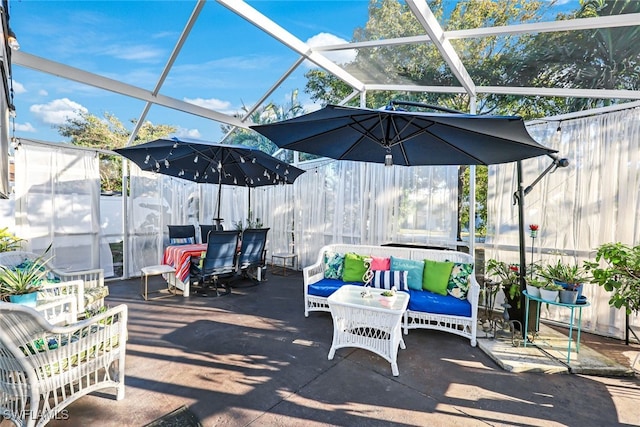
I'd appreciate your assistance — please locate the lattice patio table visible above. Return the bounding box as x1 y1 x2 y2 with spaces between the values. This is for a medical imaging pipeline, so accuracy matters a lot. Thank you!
327 284 410 376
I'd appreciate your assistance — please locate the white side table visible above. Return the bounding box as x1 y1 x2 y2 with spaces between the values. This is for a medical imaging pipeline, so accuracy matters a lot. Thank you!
271 253 298 276
327 285 409 376
141 264 177 300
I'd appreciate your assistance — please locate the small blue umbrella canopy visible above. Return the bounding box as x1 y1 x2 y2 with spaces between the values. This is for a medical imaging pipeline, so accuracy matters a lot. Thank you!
251 104 557 166
115 137 305 219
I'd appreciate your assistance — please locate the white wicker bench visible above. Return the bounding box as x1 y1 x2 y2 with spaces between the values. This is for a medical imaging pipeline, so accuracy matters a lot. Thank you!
0 251 107 313
303 243 480 346
0 301 128 427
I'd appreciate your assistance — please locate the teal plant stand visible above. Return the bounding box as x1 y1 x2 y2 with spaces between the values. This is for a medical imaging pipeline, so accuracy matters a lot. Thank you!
523 290 590 364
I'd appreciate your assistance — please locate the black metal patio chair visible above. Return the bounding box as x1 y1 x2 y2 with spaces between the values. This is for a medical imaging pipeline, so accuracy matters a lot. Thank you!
190 230 240 297
236 228 270 285
168 225 196 245
200 224 224 243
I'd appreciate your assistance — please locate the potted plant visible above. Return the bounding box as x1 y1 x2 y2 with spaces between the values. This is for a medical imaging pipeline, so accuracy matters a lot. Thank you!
0 248 52 307
540 259 589 298
525 277 547 298
584 242 640 316
539 283 563 302
485 259 522 322
0 227 24 253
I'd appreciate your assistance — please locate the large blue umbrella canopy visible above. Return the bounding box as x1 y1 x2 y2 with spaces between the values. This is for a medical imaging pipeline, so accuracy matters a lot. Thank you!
115 137 305 219
252 104 559 335
251 104 557 166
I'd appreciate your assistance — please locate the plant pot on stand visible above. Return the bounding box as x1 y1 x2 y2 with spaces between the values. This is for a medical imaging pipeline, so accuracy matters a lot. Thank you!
559 289 579 304
501 283 522 329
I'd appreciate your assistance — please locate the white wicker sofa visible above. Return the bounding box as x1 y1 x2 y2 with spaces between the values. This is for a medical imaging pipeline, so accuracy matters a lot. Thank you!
303 244 480 346
0 251 107 313
0 301 128 427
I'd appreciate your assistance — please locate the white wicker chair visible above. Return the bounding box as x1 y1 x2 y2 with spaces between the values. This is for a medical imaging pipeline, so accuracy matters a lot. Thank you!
0 251 107 313
0 301 128 427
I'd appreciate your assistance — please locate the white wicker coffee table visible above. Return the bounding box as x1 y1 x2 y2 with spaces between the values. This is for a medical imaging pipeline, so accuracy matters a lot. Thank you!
327 284 410 376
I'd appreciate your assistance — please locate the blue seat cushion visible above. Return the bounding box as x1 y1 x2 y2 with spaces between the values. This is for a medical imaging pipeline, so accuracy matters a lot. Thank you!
407 289 471 317
308 279 362 298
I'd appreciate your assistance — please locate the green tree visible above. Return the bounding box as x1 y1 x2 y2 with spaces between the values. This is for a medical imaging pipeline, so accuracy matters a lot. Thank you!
56 112 176 193
221 90 318 162
302 0 578 238
518 0 640 111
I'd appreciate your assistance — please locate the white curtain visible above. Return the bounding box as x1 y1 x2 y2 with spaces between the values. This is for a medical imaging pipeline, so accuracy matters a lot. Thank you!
486 107 640 338
283 160 459 267
127 159 459 275
14 140 112 275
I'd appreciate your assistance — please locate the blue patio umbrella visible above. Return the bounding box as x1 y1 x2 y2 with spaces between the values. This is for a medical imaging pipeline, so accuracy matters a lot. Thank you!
251 104 557 166
115 137 305 222
251 103 561 335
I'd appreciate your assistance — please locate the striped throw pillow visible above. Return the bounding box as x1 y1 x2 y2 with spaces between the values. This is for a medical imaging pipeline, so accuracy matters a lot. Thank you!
372 270 408 292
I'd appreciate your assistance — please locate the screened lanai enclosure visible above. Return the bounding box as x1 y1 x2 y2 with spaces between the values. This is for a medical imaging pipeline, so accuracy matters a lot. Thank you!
0 1 638 341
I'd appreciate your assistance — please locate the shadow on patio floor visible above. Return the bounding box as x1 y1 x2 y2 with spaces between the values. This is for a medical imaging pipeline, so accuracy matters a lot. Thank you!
43 271 639 427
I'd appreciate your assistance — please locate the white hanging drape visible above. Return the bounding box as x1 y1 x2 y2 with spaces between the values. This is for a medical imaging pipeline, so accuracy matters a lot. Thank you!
14 140 112 275
487 107 640 338
127 159 459 275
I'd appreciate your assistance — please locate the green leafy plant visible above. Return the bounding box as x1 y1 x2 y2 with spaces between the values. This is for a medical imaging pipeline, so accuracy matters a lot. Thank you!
0 245 53 298
526 277 547 288
0 228 24 253
234 210 264 230
542 283 563 291
584 242 640 315
381 290 395 297
486 259 521 301
540 259 589 290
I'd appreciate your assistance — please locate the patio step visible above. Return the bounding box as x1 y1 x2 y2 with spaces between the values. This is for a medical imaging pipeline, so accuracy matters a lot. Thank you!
477 323 634 376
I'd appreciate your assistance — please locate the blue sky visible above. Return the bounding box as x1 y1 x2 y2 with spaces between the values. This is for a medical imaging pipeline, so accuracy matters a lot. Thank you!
7 1 575 145
8 1 369 144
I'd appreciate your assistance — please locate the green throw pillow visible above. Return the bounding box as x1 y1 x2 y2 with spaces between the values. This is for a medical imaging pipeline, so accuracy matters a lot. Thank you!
422 259 454 295
447 262 474 300
342 253 367 282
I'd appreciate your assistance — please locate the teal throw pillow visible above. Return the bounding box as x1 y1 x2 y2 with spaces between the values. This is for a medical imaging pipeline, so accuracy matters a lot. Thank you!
390 256 424 291
342 253 367 282
447 262 474 300
323 251 345 279
423 259 454 295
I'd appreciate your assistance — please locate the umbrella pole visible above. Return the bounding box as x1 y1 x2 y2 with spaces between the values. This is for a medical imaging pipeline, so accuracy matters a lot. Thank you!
216 180 222 223
517 161 537 340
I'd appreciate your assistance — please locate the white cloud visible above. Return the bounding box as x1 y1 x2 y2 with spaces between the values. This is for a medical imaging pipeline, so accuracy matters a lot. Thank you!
174 127 201 139
38 89 48 96
12 81 26 95
15 122 36 133
101 44 165 62
183 97 232 111
29 98 88 125
306 33 357 66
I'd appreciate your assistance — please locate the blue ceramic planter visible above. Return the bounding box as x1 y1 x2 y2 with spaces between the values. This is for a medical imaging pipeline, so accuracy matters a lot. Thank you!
9 292 38 307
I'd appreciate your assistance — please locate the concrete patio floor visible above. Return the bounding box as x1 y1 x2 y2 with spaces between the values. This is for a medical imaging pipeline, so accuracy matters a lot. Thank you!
42 271 640 427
